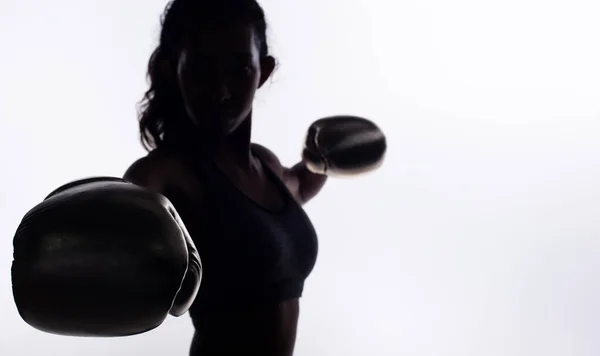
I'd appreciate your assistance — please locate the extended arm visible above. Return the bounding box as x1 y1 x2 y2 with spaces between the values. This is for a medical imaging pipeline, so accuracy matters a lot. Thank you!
252 144 327 205
252 115 386 205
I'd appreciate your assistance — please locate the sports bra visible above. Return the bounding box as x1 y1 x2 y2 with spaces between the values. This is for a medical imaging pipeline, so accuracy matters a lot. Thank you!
171 150 319 318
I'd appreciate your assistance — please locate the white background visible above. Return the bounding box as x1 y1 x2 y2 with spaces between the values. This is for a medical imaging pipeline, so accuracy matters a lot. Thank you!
2 0 600 355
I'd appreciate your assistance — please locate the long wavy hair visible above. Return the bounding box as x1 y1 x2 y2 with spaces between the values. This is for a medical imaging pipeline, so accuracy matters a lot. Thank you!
137 0 270 151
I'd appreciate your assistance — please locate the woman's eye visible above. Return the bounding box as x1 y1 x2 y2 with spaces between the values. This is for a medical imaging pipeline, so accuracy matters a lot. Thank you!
236 65 252 76
190 66 209 77
182 61 210 78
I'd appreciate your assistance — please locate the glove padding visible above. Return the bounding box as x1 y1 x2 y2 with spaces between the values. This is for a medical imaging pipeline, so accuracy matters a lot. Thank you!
11 177 202 337
302 115 387 176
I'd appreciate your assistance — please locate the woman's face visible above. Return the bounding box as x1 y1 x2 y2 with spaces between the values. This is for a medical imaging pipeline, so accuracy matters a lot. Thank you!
176 25 274 137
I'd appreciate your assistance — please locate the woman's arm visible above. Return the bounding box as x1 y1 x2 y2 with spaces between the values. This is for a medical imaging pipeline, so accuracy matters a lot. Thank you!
252 144 327 205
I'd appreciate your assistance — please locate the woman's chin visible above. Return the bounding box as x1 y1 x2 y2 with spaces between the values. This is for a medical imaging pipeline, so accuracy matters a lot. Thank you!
189 111 246 135
220 114 245 132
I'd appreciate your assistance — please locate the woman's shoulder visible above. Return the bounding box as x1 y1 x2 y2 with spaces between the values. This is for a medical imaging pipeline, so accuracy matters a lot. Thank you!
124 148 173 180
124 147 202 196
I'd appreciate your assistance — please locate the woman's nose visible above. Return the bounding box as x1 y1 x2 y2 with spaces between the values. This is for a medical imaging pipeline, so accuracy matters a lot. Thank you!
217 83 231 102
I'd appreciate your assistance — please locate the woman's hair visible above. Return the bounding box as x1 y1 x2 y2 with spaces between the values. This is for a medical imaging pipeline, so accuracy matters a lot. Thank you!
137 0 270 151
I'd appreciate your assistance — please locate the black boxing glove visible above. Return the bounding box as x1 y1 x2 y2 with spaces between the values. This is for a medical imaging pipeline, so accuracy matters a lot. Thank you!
11 177 202 337
302 115 387 176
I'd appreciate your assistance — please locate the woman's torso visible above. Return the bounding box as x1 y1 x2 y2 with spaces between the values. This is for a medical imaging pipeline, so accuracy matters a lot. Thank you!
150 147 318 355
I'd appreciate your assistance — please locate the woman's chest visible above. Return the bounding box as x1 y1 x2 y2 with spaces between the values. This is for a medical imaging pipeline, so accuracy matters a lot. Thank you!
166 163 318 283
199 200 318 281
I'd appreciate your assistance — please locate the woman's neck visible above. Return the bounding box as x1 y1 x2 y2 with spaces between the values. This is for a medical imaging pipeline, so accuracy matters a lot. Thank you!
173 115 255 171
213 117 254 171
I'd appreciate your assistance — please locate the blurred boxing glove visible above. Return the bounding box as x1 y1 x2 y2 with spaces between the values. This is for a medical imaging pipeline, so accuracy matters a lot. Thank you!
11 177 202 337
302 115 387 176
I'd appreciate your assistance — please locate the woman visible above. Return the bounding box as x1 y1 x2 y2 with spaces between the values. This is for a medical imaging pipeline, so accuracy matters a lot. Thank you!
124 0 326 354
124 0 389 353
9 0 385 353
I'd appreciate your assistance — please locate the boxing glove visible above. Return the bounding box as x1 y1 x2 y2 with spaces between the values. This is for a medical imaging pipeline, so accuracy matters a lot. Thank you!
302 115 387 176
11 176 202 337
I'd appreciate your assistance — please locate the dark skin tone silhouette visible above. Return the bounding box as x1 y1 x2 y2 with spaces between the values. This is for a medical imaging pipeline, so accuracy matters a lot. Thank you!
125 24 327 355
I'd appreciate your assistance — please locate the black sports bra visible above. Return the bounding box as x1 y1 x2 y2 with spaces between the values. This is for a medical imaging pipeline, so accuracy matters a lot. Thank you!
172 151 319 317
